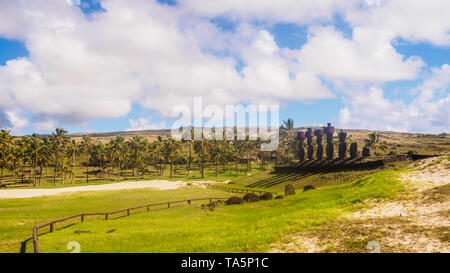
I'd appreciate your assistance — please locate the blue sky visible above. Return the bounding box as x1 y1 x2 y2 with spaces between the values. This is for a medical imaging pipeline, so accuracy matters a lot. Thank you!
0 0 449 135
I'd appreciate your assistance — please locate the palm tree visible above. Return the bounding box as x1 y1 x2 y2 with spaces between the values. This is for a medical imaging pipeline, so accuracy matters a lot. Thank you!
280 118 296 162
149 140 164 175
184 127 194 176
41 137 53 185
66 140 81 183
280 118 294 131
129 135 143 179
193 133 210 179
80 136 94 183
0 129 13 186
209 140 225 178
7 146 20 181
29 134 46 187
60 157 75 184
51 128 70 186
364 132 387 155
162 138 181 178
93 142 108 182
110 136 126 181
16 136 30 184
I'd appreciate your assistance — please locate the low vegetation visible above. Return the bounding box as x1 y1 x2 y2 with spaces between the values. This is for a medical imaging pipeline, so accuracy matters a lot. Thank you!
0 187 231 253
31 170 404 253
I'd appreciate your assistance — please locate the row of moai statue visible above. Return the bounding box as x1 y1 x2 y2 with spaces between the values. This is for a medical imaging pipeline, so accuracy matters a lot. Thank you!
296 123 371 161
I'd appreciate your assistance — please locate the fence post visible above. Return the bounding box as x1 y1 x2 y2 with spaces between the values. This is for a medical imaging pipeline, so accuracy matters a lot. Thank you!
188 200 191 205
33 227 39 253
127 209 130 216
147 206 150 212
105 213 109 220
168 202 170 208
81 214 84 222
50 223 54 233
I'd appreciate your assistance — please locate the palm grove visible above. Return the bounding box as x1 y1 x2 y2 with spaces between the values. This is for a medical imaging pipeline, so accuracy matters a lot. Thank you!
0 122 387 188
0 127 275 187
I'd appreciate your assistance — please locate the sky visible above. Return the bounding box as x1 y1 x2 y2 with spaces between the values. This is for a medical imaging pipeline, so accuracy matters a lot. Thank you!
0 0 449 135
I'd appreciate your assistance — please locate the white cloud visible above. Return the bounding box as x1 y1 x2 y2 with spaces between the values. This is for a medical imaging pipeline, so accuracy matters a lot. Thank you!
337 65 450 133
0 0 334 129
183 0 450 46
126 117 166 131
0 0 448 134
181 0 357 25
0 109 30 135
337 88 411 132
296 26 424 84
345 0 450 46
34 118 57 132
239 30 333 101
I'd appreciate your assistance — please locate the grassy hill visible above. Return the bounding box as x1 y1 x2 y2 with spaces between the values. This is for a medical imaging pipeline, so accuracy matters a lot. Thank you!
2 169 404 253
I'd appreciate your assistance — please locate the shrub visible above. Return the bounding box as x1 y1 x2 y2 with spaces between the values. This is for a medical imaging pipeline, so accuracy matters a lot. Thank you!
226 196 243 205
243 193 260 202
260 192 273 200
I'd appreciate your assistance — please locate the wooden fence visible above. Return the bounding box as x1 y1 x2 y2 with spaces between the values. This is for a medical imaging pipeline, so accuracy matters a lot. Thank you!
32 197 229 253
207 185 277 196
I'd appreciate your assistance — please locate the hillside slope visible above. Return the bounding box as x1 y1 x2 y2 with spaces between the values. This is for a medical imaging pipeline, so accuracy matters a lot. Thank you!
271 156 449 253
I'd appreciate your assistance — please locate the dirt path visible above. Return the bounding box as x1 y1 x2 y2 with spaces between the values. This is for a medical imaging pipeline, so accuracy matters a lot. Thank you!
0 180 222 199
270 156 450 253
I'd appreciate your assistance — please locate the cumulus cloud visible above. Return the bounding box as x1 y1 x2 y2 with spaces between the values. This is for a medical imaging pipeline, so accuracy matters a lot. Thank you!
126 117 166 131
34 118 58 132
296 26 425 84
345 0 450 46
337 88 412 132
0 109 30 134
337 65 450 133
0 0 335 129
0 0 448 134
180 0 358 25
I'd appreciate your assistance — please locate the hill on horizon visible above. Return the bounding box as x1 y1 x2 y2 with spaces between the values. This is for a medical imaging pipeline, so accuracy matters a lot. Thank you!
16 127 449 156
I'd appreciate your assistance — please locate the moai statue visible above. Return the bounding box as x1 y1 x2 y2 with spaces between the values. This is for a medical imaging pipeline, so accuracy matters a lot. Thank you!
323 123 335 160
350 142 358 159
315 129 324 160
297 132 306 162
285 184 296 196
362 147 371 157
338 132 347 159
306 128 315 160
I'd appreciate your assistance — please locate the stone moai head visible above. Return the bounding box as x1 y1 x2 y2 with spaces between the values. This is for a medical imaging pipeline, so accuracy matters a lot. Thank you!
306 128 315 160
315 129 325 160
338 131 347 142
323 123 335 160
297 131 306 141
338 132 348 159
285 184 296 196
362 147 371 157
297 131 306 161
350 142 358 158
315 129 324 139
324 123 335 140
306 128 314 139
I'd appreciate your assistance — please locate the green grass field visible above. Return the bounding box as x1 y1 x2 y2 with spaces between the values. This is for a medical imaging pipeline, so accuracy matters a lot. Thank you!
0 187 232 253
7 169 405 253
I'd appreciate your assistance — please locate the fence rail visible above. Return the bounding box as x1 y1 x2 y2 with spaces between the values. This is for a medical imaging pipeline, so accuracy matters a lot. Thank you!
32 197 229 253
207 185 276 196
